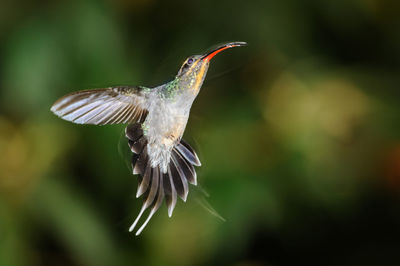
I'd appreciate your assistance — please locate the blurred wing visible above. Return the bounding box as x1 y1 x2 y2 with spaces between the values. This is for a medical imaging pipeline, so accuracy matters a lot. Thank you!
50 86 149 125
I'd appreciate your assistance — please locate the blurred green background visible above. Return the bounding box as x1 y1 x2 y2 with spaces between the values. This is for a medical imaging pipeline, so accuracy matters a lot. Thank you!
1 0 400 265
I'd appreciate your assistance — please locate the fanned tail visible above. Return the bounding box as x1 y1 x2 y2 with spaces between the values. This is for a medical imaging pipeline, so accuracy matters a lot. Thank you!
125 123 201 235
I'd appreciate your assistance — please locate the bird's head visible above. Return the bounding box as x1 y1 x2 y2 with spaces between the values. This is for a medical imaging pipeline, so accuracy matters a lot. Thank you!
176 42 247 93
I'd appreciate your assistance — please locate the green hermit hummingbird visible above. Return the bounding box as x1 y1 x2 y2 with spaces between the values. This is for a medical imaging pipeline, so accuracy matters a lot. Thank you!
51 41 247 235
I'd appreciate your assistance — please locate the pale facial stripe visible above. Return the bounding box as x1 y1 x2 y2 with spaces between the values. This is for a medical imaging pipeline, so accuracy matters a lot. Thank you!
192 63 208 92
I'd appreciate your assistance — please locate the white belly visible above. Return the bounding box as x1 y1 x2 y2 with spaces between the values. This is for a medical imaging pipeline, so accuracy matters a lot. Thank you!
144 99 189 173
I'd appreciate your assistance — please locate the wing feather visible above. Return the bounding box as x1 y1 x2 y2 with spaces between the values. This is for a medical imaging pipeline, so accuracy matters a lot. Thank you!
51 86 149 125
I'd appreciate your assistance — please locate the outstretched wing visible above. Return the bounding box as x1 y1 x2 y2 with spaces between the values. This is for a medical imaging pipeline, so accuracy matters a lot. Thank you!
50 86 149 125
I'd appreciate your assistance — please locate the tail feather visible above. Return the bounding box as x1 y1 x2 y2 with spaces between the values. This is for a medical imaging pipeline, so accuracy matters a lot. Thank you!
133 149 147 175
172 149 197 185
170 156 189 201
164 170 177 217
176 142 201 166
144 167 159 208
126 123 201 235
180 139 201 166
136 163 151 198
136 170 165 235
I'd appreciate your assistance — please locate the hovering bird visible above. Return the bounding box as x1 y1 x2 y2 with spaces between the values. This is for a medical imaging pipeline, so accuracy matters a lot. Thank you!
51 42 247 235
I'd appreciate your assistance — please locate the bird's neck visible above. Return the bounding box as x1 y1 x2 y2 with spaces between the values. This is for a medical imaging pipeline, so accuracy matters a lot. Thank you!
162 73 204 98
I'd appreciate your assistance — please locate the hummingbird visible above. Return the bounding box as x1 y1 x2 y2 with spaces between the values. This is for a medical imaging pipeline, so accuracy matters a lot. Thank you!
50 41 247 235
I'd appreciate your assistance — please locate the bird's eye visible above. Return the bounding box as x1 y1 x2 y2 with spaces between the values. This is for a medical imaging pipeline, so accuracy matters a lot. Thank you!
178 57 194 75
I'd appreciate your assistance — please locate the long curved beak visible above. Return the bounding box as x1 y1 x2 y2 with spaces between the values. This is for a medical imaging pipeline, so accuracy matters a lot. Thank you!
201 42 247 61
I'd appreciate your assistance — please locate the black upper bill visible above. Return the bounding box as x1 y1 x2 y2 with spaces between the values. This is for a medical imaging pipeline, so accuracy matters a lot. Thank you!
201 41 247 60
